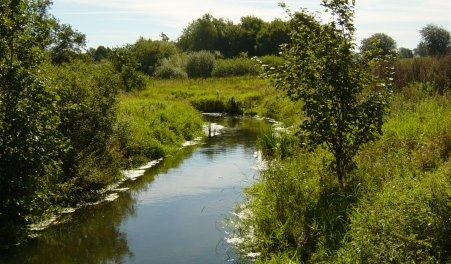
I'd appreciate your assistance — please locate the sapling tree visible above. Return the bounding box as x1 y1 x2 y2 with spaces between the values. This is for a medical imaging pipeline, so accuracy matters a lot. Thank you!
268 0 394 188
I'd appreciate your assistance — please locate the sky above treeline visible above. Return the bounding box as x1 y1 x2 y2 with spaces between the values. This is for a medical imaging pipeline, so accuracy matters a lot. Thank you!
51 0 451 50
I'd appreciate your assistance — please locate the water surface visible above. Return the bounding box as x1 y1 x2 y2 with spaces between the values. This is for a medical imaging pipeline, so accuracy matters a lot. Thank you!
1 117 267 264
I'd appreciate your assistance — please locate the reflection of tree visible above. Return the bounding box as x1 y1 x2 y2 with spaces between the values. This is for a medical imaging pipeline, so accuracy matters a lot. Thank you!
201 117 270 161
0 117 267 263
2 193 135 264
1 145 199 264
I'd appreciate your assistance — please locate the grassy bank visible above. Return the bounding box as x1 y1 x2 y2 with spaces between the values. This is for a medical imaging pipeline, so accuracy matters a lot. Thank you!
143 77 302 125
235 83 451 263
116 95 203 168
116 76 301 167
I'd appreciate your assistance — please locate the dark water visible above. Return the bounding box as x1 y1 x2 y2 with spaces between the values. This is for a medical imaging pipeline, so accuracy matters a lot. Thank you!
1 117 268 264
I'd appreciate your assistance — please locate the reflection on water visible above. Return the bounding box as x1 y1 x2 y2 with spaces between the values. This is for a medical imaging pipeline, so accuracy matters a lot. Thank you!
1 117 268 264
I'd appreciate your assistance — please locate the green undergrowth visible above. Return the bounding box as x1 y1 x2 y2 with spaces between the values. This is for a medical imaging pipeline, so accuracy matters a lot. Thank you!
116 96 203 168
116 76 302 168
238 83 451 263
142 77 302 125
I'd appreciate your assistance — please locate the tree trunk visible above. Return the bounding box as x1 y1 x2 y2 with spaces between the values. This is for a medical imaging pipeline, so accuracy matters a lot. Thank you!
336 156 346 190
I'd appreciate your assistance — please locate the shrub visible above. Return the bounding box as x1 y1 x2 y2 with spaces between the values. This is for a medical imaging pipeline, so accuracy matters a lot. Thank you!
395 55 451 93
108 47 147 92
212 58 261 77
130 38 179 75
336 168 450 263
120 65 147 92
44 60 123 200
0 0 65 246
186 51 215 78
155 55 188 79
155 64 188 79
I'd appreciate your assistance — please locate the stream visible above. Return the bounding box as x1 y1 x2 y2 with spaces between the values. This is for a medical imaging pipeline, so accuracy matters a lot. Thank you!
1 116 269 264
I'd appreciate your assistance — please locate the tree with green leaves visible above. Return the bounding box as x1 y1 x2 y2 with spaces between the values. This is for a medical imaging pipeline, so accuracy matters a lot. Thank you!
130 37 178 75
240 16 265 56
360 33 397 57
178 14 219 53
0 0 66 245
256 19 290 55
269 0 394 188
91 45 111 62
417 24 450 56
108 47 146 91
49 21 86 64
398 47 413 58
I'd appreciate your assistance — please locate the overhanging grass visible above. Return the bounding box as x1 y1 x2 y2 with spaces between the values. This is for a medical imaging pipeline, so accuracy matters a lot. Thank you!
116 96 203 167
239 83 451 263
115 76 301 167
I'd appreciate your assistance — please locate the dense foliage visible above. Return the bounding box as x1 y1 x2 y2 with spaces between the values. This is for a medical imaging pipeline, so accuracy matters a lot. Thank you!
360 33 397 56
416 24 451 56
269 1 394 188
186 51 216 78
49 22 86 64
178 14 290 57
0 0 63 246
238 73 450 264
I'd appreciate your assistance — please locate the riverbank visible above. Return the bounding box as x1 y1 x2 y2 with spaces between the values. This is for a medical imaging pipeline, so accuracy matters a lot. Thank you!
11 76 297 244
1 116 270 264
232 82 451 263
116 76 302 169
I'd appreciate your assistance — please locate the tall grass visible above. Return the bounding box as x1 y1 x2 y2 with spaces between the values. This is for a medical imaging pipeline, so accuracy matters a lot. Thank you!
116 96 203 167
395 55 451 92
212 58 261 77
237 83 451 263
140 77 302 123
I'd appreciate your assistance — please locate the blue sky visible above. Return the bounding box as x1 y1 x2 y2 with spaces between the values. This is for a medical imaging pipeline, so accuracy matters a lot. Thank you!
51 0 451 49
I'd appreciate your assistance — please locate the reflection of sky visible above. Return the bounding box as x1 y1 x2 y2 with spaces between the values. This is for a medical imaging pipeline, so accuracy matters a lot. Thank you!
136 144 257 205
0 118 263 264
118 124 261 263
51 0 451 49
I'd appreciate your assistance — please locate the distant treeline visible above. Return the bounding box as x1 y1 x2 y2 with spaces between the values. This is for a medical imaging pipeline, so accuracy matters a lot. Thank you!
44 12 451 81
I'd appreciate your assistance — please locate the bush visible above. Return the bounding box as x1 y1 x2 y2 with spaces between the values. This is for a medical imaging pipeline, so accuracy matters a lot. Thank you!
212 58 261 77
108 47 147 92
395 55 451 93
120 65 147 92
336 168 450 263
155 55 188 79
44 60 123 201
186 51 215 78
155 64 188 79
130 38 179 75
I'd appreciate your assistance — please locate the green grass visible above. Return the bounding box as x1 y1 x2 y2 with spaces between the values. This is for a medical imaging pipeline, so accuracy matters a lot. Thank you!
237 83 451 263
116 95 203 167
142 77 302 124
116 76 301 167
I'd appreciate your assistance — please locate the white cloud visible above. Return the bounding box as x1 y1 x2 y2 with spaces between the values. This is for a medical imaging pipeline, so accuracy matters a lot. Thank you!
54 0 451 48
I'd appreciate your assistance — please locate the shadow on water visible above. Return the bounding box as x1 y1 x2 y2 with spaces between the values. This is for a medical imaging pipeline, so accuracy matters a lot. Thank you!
0 117 269 264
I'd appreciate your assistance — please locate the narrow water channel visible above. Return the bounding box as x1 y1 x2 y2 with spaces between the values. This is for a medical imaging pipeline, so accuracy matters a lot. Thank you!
1 117 268 264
